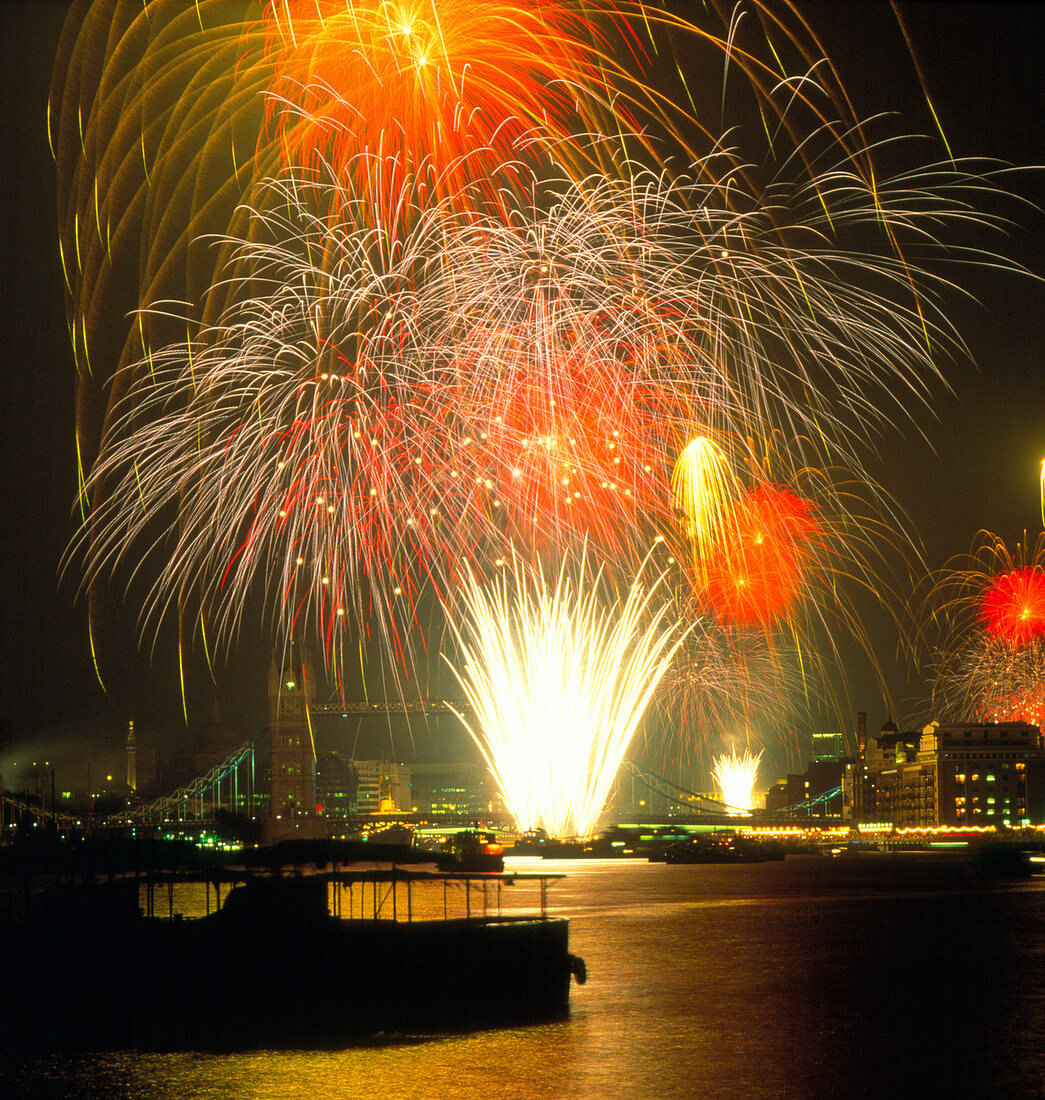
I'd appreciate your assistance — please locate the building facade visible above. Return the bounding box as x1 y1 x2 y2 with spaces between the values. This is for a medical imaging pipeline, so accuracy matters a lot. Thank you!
920 721 1045 827
846 717 1045 828
354 759 412 814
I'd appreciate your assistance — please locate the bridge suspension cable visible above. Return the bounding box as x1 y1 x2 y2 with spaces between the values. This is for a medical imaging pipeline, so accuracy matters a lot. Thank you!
620 762 739 817
111 741 256 824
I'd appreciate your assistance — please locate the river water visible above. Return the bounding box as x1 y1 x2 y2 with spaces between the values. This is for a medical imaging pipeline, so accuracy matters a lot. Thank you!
3 853 1045 1098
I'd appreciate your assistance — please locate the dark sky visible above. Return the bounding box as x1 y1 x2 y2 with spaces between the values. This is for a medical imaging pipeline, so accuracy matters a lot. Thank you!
2 2 1044 774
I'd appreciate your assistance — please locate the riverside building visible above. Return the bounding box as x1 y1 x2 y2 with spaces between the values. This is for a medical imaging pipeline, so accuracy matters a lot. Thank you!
846 716 1045 828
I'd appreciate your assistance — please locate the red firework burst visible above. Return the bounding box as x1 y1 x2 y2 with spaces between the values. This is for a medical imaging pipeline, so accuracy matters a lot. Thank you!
445 326 688 553
979 568 1045 645
261 0 623 197
700 484 822 629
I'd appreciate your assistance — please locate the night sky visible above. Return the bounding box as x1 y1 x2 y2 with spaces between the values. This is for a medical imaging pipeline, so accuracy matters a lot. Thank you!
2 2 1044 778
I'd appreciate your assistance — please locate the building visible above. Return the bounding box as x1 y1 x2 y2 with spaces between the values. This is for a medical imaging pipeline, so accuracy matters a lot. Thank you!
354 759 412 814
919 721 1045 827
810 731 846 761
845 715 1045 828
409 762 486 817
315 750 359 818
268 643 317 819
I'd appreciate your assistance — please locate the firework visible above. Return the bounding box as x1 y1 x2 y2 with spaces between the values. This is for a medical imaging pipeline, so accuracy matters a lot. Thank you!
712 746 763 813
71 155 986 685
932 635 1045 726
926 532 1045 724
260 0 626 198
698 484 822 630
51 0 888 502
443 552 686 838
658 624 805 755
980 568 1045 645
671 436 738 567
56 2 1027 752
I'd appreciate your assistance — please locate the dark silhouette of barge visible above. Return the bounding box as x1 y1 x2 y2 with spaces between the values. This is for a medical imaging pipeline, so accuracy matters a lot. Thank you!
0 865 583 1051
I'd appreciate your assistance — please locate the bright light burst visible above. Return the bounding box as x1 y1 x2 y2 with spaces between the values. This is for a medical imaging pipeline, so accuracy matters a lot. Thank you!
72 157 989 681
260 0 625 199
712 746 763 814
53 0 1031 760
53 0 830 497
671 436 738 566
51 0 932 511
444 552 687 838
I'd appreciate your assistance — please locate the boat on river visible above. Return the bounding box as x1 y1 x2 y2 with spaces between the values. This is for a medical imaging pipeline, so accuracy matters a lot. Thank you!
0 866 583 1051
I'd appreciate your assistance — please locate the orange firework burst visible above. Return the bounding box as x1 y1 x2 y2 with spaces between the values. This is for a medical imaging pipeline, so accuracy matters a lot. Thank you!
261 0 623 197
979 567 1045 645
700 484 822 628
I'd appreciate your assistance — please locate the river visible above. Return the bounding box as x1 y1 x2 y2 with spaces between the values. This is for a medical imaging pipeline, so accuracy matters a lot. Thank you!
3 852 1045 1098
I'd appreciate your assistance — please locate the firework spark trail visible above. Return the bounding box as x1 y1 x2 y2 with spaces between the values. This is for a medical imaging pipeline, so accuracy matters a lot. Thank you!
658 624 804 753
259 0 634 200
932 636 1045 726
53 0 930 520
712 746 763 813
72 149 1012 707
671 436 738 565
408 155 1005 493
443 552 686 838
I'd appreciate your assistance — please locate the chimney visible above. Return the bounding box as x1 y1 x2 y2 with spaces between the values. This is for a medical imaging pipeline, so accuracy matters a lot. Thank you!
857 712 867 757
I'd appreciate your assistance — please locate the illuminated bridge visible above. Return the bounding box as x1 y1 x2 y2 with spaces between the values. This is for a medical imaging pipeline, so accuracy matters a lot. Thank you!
113 741 258 826
0 742 258 837
618 763 844 825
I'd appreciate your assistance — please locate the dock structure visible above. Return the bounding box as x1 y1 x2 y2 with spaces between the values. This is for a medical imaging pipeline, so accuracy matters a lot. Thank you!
0 838 582 1051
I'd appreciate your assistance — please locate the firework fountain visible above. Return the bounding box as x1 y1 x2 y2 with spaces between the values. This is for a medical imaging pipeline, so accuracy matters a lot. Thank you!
445 553 686 837
712 747 764 814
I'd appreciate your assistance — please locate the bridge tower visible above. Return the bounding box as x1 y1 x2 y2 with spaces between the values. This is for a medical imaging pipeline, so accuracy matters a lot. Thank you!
268 643 317 818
